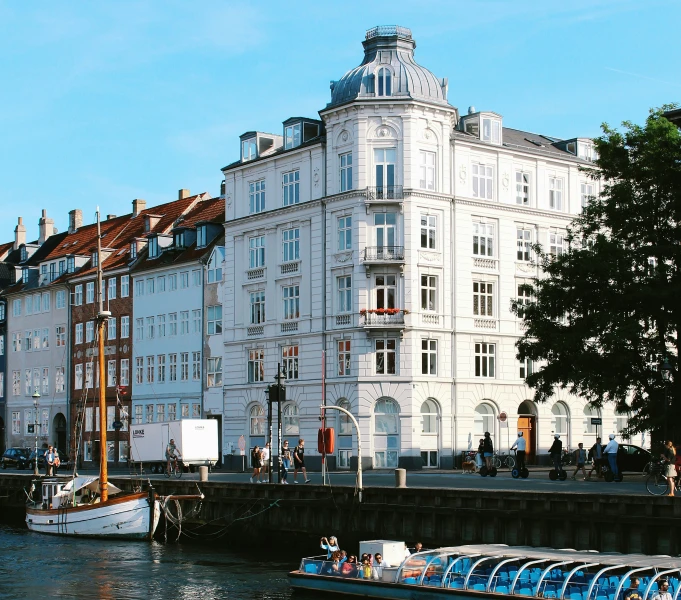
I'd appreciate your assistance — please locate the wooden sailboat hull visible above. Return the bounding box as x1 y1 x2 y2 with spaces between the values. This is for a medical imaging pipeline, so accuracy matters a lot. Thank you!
26 492 160 539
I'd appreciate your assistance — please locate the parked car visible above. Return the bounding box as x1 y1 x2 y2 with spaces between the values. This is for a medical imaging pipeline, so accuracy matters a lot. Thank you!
1 447 31 469
26 448 48 471
617 443 652 473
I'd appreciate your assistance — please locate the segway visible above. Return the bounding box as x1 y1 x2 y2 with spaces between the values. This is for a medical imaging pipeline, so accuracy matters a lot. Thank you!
549 467 568 481
479 465 498 477
510 450 530 479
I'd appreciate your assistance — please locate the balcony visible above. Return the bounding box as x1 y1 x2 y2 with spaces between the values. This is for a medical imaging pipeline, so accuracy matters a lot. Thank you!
365 185 404 202
363 246 405 263
360 309 406 329
246 267 265 281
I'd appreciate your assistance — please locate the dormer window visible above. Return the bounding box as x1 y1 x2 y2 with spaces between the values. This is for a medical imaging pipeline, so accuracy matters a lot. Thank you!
67 256 75 273
58 260 65 275
92 252 98 267
196 226 207 248
175 231 185 249
285 123 301 150
242 138 257 162
20 246 27 261
22 267 29 283
148 237 159 259
578 143 594 161
130 243 137 260
482 118 501 144
377 67 392 96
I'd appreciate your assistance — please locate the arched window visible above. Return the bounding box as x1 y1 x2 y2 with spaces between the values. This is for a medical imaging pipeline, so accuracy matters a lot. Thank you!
421 399 439 434
338 399 352 435
552 402 568 436
374 398 399 468
377 68 392 97
249 405 265 436
283 403 299 436
474 403 495 437
583 404 601 435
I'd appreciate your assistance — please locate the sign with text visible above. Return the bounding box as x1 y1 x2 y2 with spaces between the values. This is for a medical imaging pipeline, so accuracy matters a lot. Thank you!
591 418 602 425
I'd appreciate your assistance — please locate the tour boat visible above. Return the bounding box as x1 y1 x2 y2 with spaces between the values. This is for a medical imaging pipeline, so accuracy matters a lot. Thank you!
25 210 201 540
289 542 681 600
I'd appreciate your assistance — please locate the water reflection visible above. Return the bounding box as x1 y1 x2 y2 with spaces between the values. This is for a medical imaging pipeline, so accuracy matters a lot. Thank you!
0 525 293 599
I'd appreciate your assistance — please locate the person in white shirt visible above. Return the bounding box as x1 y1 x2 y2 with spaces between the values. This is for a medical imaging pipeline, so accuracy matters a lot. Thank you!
261 442 271 478
372 553 391 580
511 432 527 472
652 580 673 600
603 434 619 477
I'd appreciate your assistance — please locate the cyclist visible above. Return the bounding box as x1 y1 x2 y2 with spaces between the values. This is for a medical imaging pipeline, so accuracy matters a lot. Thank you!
511 432 526 472
482 432 494 470
166 438 181 474
549 434 563 473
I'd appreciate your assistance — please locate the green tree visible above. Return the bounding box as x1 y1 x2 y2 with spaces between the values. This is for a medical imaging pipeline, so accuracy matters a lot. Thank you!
513 107 680 441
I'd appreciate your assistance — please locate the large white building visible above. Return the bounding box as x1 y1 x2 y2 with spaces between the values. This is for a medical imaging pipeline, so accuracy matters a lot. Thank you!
221 25 624 469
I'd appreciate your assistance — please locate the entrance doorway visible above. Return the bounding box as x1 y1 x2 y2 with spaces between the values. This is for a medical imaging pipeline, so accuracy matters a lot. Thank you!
53 413 67 455
517 401 537 464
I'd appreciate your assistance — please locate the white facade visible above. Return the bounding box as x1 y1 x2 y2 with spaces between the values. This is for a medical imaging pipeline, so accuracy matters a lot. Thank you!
203 246 226 417
221 26 625 469
131 264 204 426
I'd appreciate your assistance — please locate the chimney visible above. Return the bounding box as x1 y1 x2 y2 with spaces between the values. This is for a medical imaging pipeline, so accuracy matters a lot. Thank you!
179 189 190 200
68 209 83 234
132 199 146 217
107 214 116 220
13 217 26 250
38 209 55 244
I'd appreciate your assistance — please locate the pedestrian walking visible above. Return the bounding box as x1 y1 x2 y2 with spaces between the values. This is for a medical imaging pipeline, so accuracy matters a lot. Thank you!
587 437 604 479
661 440 676 497
511 432 526 472
281 449 291 484
571 443 587 480
293 438 311 484
262 442 271 478
45 446 55 476
652 580 673 600
549 434 563 473
604 434 619 479
482 432 494 470
250 445 262 483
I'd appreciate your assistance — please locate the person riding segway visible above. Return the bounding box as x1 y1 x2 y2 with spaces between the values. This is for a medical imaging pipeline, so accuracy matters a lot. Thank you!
511 432 530 479
479 431 497 477
549 434 567 480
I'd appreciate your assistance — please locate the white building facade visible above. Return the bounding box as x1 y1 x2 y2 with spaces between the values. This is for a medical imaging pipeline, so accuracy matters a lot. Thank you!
221 25 623 469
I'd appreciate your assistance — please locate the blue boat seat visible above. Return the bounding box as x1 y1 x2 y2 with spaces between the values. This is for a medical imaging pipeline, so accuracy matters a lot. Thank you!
570 593 582 600
597 595 607 600
496 586 509 594
403 577 417 585
518 586 533 596
473 584 486 591
304 563 320 574
450 579 465 589
545 593 557 599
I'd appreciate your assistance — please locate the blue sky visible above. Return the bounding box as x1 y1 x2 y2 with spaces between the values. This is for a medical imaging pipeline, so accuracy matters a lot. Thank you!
0 0 679 242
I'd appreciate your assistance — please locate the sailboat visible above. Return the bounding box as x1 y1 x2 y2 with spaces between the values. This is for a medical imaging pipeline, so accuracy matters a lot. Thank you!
25 210 199 539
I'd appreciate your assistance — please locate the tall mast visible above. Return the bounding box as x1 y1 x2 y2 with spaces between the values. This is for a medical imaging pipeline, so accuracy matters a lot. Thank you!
96 208 110 502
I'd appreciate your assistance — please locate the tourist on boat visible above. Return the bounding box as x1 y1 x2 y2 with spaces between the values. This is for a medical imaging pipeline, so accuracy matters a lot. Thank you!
293 438 311 484
262 442 271 477
476 438 485 469
45 446 55 476
549 434 563 473
587 437 604 479
661 440 677 497
511 432 527 472
339 550 347 564
571 443 587 480
359 556 372 579
623 577 642 600
652 579 673 600
404 542 424 556
250 445 262 483
323 550 342 575
483 432 494 470
281 449 291 484
603 434 619 479
320 536 339 558
341 555 357 577
372 553 391 580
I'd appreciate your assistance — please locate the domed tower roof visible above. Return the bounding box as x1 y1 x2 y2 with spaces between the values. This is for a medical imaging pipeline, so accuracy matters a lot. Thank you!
328 26 451 109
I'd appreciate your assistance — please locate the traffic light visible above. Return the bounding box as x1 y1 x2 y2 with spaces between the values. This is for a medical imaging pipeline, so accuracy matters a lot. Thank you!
266 383 286 404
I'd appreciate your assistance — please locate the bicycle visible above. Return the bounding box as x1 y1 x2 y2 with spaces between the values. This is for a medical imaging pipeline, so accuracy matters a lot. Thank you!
560 449 573 467
645 459 677 496
165 456 183 478
493 452 516 469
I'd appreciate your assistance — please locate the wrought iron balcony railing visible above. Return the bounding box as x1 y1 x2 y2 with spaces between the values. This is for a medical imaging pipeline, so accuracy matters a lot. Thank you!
363 246 405 261
365 185 404 201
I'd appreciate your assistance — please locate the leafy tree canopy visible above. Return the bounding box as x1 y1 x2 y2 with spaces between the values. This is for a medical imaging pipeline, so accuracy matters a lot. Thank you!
512 106 680 439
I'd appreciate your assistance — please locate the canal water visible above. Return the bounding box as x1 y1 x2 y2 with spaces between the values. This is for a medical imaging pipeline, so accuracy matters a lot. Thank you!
0 524 296 599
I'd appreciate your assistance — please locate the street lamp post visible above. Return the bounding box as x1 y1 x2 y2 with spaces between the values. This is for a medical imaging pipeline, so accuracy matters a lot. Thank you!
32 388 40 477
662 358 672 443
